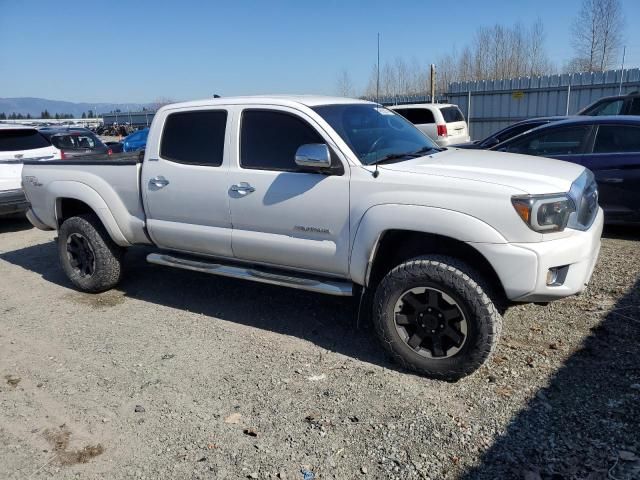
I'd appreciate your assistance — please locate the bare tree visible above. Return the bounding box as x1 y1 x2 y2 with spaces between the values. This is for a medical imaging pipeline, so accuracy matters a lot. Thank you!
570 0 624 72
335 69 355 97
361 18 554 98
528 19 553 76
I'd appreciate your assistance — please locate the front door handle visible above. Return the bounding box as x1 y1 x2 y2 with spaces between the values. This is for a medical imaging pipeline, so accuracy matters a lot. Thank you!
230 182 255 194
149 176 170 188
601 177 623 184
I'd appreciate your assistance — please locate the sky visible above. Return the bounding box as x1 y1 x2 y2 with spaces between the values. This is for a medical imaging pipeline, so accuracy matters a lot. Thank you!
1 0 639 103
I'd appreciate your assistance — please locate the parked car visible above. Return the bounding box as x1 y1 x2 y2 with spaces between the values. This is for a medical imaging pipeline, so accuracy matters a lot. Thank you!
38 127 111 159
0 124 60 217
389 103 470 147
579 91 640 116
453 117 568 149
104 141 124 153
22 96 602 380
122 128 149 152
493 116 640 224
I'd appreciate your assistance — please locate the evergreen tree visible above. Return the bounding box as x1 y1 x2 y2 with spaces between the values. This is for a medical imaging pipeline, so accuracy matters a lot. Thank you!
0 113 6 120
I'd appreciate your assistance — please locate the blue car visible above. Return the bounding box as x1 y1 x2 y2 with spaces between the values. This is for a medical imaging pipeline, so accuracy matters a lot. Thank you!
494 116 640 225
122 128 149 152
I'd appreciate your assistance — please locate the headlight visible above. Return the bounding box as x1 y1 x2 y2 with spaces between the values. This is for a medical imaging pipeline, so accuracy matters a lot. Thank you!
511 194 575 233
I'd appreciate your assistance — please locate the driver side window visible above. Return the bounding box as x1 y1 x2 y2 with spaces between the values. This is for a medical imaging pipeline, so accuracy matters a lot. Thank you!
240 110 325 172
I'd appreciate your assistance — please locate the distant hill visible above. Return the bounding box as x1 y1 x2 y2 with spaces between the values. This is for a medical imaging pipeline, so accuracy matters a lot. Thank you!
0 97 153 118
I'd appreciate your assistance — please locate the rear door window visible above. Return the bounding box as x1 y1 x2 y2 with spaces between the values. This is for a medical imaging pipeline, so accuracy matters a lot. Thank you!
160 110 228 166
593 125 640 153
240 109 324 171
393 108 435 125
0 129 50 151
584 99 625 116
440 106 465 123
504 126 591 156
628 98 640 115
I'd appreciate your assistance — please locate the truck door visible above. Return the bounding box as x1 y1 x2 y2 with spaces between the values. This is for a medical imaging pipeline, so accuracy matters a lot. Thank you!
581 124 640 223
141 108 234 257
227 106 351 277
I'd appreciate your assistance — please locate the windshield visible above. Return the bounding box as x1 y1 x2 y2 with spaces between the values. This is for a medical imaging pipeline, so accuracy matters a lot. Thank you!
313 104 438 165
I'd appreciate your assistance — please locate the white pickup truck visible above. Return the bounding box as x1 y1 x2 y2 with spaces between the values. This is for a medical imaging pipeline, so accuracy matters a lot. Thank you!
22 96 603 379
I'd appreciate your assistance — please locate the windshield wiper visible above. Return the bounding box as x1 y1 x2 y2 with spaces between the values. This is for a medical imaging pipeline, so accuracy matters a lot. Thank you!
410 146 441 155
368 146 439 166
368 152 416 165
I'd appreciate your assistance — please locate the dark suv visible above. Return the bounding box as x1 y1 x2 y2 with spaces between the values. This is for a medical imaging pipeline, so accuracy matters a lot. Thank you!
38 127 111 159
579 91 640 116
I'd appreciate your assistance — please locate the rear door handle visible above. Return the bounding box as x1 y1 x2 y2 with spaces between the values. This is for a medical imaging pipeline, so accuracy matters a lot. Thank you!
149 176 170 188
601 178 623 184
230 182 255 194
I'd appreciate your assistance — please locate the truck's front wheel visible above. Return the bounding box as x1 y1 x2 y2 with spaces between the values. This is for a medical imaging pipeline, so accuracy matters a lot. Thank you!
373 255 502 380
58 214 124 293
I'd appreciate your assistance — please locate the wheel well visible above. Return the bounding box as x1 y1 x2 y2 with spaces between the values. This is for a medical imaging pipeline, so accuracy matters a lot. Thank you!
368 230 506 303
56 198 96 227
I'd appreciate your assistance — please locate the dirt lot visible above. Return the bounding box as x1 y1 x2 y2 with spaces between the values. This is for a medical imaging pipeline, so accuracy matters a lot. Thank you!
1 219 639 480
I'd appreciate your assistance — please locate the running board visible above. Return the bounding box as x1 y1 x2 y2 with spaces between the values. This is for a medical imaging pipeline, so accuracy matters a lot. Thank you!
146 253 353 297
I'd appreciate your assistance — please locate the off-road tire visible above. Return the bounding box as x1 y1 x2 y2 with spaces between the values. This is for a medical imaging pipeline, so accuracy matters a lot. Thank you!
373 255 502 380
58 214 124 293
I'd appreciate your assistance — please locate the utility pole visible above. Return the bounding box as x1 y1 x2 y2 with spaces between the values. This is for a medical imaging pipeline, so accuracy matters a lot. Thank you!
619 46 627 95
376 33 380 103
430 64 436 103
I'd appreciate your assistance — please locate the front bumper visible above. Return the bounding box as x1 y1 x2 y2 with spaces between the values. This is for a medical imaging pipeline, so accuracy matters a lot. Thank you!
473 208 604 303
0 189 29 216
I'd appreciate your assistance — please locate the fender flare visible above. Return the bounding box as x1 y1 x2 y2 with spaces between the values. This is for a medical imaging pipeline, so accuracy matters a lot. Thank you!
349 204 508 286
50 181 130 246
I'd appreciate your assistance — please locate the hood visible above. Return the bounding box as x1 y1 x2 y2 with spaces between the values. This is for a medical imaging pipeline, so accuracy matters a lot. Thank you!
379 148 585 195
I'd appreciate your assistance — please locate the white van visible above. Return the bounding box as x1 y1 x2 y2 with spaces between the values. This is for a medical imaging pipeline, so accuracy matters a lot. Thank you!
0 124 59 216
390 103 470 147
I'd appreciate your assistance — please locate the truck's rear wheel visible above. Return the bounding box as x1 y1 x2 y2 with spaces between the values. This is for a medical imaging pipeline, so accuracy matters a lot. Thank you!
58 214 124 293
373 255 502 380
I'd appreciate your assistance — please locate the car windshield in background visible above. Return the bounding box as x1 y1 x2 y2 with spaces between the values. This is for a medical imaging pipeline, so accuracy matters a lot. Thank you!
0 129 50 151
50 133 104 150
440 106 464 123
312 104 438 165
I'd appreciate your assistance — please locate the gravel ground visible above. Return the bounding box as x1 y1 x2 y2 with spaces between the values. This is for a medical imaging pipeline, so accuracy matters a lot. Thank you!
1 219 639 480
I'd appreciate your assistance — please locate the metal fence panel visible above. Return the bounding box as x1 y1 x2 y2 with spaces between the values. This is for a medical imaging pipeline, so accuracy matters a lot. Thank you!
447 68 640 140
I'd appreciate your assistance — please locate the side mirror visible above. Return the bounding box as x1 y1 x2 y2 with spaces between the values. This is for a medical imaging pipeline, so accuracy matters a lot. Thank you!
295 144 331 170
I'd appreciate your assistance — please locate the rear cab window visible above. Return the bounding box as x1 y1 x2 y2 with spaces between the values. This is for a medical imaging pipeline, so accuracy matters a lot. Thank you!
439 106 465 123
0 129 51 151
240 109 325 172
160 110 228 166
393 108 435 125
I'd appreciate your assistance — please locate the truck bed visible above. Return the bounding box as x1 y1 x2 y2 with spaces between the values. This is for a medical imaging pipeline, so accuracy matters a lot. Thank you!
22 153 151 246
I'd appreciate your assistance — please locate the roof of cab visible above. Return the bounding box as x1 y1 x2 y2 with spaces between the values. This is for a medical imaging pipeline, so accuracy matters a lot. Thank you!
158 95 376 112
0 123 38 130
